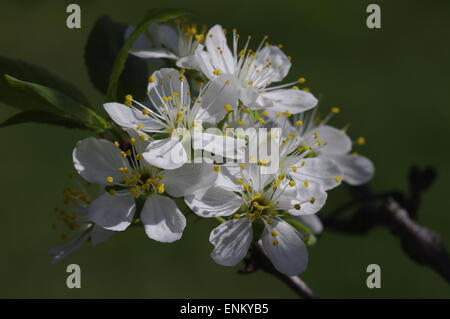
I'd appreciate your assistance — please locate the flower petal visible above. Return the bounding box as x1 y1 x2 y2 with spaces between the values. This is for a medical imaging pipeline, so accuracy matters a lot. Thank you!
313 125 352 155
73 137 129 185
48 231 90 264
294 215 323 235
164 163 218 197
332 154 375 185
88 192 136 231
176 54 200 69
193 132 245 160
151 23 179 52
193 44 215 78
147 68 190 111
185 187 242 217
239 86 260 106
204 25 235 74
210 218 253 266
103 102 165 132
194 74 239 124
91 225 115 245
262 220 308 276
130 48 178 60
140 195 186 243
255 46 291 83
143 138 188 169
256 89 318 114
291 157 343 191
288 181 328 216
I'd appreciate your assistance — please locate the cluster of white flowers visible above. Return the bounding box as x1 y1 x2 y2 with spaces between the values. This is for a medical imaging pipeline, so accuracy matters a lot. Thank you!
50 22 374 276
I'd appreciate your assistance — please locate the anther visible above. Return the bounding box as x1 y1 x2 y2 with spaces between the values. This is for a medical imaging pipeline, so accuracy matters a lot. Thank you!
157 183 165 194
356 137 366 146
331 107 340 114
224 104 233 112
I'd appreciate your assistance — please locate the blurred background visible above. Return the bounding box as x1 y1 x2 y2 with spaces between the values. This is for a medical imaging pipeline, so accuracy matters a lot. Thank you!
0 0 449 298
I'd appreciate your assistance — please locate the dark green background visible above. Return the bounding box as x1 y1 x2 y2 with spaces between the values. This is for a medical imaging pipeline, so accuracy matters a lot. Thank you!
1 0 449 298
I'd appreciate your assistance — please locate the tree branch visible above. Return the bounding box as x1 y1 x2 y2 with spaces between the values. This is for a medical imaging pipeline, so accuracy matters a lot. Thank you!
385 198 450 283
239 243 318 299
323 166 450 284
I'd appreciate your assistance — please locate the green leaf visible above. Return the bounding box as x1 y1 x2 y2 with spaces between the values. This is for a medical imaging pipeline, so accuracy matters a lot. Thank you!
0 111 87 129
106 9 186 101
4 75 109 132
84 16 149 102
0 56 91 109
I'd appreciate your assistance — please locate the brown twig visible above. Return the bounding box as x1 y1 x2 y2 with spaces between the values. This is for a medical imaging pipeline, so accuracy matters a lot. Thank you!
323 166 450 284
239 243 318 299
385 198 450 283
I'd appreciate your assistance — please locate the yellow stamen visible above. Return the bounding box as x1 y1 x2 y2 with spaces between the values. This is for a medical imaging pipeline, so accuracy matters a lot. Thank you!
331 107 340 114
356 137 366 146
224 104 233 112
157 183 165 194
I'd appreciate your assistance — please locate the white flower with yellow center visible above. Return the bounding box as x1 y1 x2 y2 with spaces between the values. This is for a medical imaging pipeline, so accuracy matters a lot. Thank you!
185 163 327 275
104 68 245 169
127 22 206 69
72 130 218 243
191 25 318 114
274 108 375 185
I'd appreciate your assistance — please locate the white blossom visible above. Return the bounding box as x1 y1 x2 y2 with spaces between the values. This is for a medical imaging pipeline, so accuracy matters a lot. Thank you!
104 68 245 169
190 25 318 114
72 130 218 242
185 163 328 275
126 23 205 69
